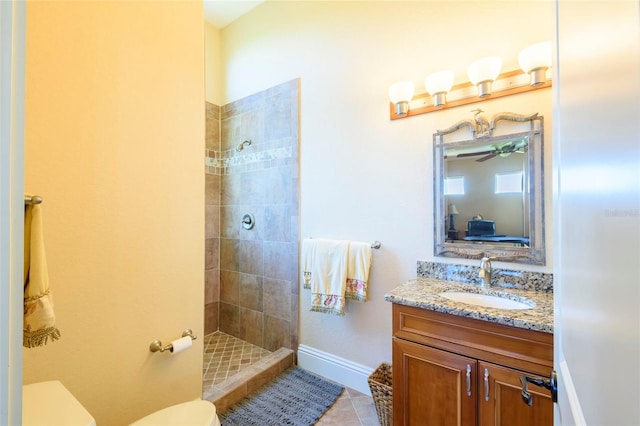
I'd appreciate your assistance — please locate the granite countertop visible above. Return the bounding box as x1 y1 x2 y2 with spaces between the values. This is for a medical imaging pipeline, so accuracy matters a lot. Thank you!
384 277 553 334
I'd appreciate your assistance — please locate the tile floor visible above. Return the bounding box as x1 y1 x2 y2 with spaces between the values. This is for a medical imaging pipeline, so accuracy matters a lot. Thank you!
317 386 381 426
203 331 271 391
202 331 381 425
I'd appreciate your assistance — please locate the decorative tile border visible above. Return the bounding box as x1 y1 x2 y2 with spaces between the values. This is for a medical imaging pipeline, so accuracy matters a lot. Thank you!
417 260 553 292
205 141 294 176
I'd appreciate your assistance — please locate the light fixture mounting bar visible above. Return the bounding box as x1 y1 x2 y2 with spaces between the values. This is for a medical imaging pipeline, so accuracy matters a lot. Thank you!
389 69 551 120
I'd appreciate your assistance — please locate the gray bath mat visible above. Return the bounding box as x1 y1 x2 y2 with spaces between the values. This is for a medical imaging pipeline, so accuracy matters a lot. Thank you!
219 367 344 426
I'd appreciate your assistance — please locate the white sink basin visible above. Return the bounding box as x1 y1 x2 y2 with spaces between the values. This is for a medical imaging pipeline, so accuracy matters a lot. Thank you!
438 291 534 310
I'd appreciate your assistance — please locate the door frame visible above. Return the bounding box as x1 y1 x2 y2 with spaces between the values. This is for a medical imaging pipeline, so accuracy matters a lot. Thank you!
0 0 26 424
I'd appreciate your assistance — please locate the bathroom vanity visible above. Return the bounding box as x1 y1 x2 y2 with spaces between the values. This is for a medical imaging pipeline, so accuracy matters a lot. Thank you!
388 110 555 424
385 278 554 426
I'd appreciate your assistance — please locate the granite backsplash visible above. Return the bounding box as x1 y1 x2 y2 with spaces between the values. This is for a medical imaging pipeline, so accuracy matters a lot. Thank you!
417 260 553 292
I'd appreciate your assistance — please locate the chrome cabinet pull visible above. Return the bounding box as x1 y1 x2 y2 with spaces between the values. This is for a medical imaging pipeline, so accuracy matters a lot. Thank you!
484 368 490 401
466 364 472 397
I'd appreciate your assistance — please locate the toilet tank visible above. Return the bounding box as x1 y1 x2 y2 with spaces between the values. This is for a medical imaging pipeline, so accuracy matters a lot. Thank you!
23 381 96 426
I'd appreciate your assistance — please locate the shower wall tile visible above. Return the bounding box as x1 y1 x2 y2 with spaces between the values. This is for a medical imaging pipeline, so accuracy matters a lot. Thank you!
205 204 220 239
220 174 241 205
205 174 220 205
240 171 267 204
220 269 240 305
206 102 220 151
219 302 240 337
264 315 290 352
204 302 218 335
221 114 241 152
290 177 299 204
205 268 219 304
263 278 291 321
238 240 263 276
205 238 219 270
263 241 294 282
265 102 293 141
239 273 263 311
256 169 289 203
240 308 263 347
216 79 299 353
262 204 292 242
220 238 240 272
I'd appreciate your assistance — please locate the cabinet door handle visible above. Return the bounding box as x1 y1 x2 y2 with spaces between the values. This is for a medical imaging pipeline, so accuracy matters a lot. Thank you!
466 364 472 397
520 370 558 406
484 368 490 401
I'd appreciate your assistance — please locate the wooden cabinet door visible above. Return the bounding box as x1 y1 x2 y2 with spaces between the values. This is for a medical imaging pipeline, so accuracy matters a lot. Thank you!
393 337 477 426
478 361 553 426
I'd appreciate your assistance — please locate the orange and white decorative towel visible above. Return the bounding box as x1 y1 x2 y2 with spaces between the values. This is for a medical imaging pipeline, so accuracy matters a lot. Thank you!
344 241 372 302
302 238 373 315
302 238 349 316
23 197 61 348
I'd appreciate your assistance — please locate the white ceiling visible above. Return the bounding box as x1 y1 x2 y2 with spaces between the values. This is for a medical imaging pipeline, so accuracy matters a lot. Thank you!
203 0 265 29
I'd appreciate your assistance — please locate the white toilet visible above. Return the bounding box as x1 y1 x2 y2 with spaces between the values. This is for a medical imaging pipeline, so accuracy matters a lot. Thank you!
23 381 220 426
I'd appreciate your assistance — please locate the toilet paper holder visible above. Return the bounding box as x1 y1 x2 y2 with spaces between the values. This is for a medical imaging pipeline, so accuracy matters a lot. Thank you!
149 329 197 353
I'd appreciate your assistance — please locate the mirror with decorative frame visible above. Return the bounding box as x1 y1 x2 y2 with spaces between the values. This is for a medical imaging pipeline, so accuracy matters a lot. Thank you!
433 111 545 265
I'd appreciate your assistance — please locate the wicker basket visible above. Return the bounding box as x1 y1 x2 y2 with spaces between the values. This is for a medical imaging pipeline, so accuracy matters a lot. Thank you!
368 363 392 426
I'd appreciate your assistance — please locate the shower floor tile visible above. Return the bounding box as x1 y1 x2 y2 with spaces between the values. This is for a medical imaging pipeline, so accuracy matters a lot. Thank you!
202 331 271 390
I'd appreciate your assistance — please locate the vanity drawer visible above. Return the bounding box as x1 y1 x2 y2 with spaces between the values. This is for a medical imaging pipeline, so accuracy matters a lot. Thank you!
393 304 553 376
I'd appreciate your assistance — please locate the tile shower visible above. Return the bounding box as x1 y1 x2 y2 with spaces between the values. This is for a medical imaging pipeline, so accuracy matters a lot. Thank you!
204 80 300 392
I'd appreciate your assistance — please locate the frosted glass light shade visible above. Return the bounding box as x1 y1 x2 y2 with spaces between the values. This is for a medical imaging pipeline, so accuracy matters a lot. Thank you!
467 56 502 84
425 71 455 107
388 81 415 115
519 41 552 86
388 81 415 104
425 71 455 95
467 56 502 97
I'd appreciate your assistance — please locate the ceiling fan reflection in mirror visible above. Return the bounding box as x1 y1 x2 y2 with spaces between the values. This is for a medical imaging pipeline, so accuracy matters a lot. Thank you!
456 139 528 162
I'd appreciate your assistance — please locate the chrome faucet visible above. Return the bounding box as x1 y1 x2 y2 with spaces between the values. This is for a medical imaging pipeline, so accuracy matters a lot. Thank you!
479 257 492 288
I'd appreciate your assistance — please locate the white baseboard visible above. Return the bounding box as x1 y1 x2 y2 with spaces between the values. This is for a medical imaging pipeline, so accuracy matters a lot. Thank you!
297 345 374 396
557 360 586 426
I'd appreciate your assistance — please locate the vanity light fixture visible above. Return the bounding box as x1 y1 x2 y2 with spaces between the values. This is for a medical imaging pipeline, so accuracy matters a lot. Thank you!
467 56 502 98
425 71 455 107
389 43 553 120
519 41 552 86
388 81 415 115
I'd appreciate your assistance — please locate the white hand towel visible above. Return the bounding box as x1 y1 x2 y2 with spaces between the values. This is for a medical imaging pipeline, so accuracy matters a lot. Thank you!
303 238 349 316
345 241 372 301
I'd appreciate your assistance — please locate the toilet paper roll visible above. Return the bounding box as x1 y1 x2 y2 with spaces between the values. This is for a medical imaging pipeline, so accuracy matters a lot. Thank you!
170 336 192 355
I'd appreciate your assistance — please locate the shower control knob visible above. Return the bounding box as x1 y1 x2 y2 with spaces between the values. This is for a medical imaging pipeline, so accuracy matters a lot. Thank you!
242 213 255 230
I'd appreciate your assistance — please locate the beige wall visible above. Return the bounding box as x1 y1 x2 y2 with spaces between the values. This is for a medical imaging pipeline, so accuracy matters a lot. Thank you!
205 23 223 105
220 1 554 372
24 2 204 425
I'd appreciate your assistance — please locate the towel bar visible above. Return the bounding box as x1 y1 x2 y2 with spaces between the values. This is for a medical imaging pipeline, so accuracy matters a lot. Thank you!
24 195 43 205
308 238 381 249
